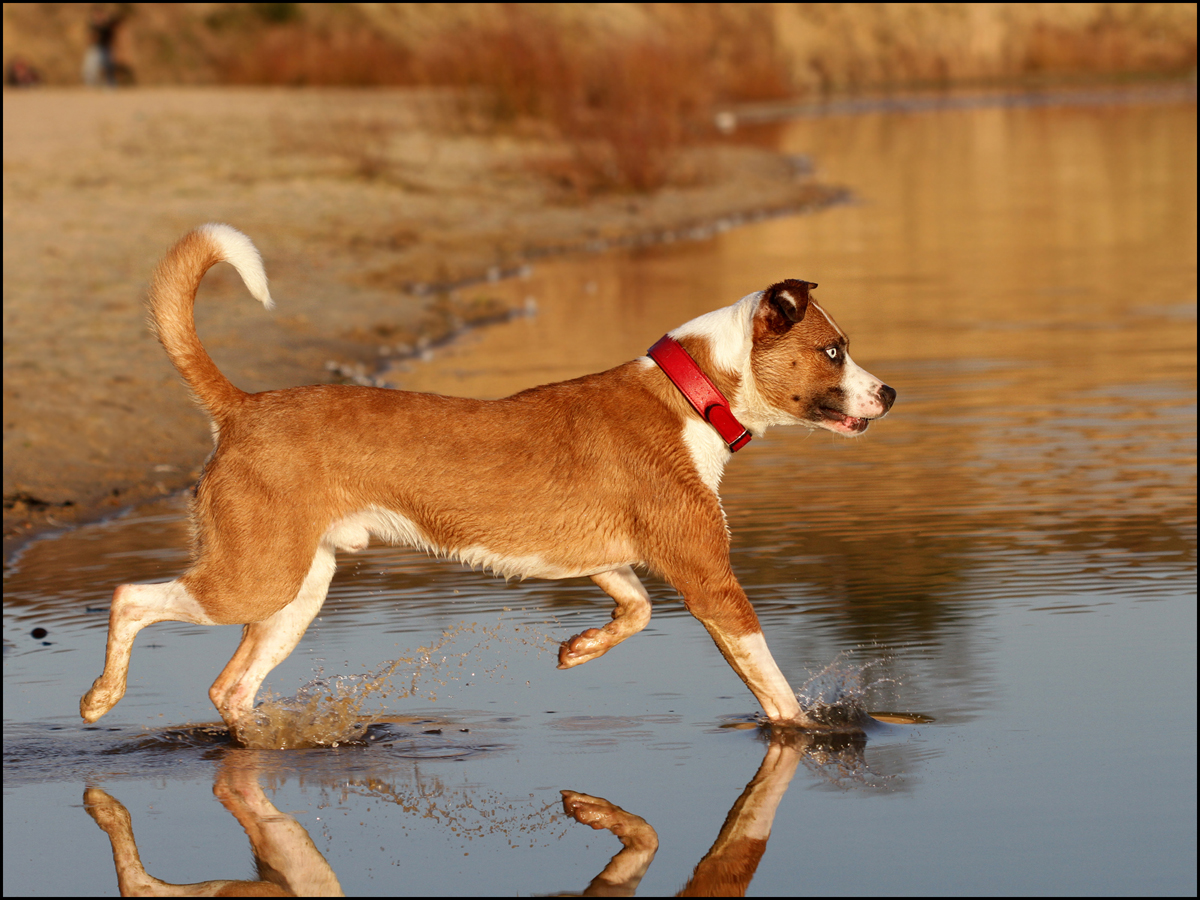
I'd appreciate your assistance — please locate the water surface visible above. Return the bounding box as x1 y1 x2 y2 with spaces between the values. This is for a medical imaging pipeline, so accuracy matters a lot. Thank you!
4 90 1196 896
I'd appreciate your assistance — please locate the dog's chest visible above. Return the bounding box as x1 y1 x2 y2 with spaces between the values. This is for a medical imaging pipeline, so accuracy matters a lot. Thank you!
681 417 732 495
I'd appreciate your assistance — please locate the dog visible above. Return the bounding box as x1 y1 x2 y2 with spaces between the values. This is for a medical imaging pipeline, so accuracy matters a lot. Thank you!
81 224 895 738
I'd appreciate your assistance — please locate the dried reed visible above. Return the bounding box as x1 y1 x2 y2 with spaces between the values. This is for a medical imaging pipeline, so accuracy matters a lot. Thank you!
413 8 732 193
221 6 792 194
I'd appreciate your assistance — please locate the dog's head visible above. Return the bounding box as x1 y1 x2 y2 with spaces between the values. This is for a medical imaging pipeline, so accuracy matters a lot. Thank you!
667 280 895 437
746 279 895 435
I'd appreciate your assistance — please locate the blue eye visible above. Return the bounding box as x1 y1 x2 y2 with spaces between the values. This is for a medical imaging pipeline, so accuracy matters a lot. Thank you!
825 347 839 360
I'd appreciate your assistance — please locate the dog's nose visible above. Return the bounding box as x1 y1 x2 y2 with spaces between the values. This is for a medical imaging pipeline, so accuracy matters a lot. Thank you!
879 384 896 411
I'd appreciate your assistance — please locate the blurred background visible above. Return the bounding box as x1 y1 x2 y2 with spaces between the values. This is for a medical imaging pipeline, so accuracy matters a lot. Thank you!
4 3 1196 190
7 3 1197 91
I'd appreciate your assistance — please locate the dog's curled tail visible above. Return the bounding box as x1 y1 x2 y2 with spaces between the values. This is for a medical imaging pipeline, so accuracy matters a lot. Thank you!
148 223 273 420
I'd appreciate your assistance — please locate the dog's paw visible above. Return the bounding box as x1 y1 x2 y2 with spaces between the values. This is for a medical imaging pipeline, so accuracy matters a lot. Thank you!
557 628 612 669
80 679 123 722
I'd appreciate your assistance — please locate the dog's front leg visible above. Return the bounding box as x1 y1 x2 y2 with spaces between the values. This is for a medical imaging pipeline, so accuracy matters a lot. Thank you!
558 566 653 669
700 622 814 725
671 563 816 726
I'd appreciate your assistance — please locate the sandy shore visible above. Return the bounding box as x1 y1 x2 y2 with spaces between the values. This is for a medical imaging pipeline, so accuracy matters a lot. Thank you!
2 86 844 556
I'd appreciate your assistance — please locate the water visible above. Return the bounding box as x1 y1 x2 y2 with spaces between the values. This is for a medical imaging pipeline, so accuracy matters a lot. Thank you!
4 90 1195 895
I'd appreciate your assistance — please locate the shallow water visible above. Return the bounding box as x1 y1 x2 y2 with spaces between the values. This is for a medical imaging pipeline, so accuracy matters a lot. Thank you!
4 90 1196 896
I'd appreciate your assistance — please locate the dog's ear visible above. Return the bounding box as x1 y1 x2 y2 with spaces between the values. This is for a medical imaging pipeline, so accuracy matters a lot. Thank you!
759 279 816 333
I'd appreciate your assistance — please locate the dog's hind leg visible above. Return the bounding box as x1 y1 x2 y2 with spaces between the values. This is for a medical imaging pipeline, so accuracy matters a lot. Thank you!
209 546 338 736
81 581 217 722
558 566 653 669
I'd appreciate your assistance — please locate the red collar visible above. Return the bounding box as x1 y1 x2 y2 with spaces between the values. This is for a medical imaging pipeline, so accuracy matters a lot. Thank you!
648 335 752 452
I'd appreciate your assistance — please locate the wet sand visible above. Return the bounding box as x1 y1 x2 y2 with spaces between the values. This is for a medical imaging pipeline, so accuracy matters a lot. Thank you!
2 87 843 556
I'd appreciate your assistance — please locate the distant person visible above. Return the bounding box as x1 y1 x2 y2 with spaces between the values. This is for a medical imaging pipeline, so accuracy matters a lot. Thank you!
82 4 130 87
5 57 42 88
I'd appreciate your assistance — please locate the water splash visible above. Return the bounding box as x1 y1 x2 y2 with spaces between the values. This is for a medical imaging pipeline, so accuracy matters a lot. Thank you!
792 651 897 729
235 613 558 750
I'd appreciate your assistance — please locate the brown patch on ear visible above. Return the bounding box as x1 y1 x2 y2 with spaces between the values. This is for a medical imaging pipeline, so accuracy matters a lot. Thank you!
757 279 817 335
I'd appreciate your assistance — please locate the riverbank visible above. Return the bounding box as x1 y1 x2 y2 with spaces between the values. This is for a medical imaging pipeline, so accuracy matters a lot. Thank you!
2 86 845 557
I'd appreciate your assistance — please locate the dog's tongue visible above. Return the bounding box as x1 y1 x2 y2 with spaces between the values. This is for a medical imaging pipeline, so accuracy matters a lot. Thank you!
819 407 869 433
835 413 869 433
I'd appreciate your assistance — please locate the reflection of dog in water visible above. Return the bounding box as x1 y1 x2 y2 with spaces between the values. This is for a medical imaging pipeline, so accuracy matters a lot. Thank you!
562 735 809 895
84 730 844 894
84 764 342 896
80 224 894 740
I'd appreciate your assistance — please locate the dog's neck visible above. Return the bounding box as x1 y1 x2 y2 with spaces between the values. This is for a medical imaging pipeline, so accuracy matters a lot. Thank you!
647 335 751 452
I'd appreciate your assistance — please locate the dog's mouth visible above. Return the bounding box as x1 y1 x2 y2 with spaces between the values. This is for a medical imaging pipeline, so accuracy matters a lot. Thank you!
819 407 871 434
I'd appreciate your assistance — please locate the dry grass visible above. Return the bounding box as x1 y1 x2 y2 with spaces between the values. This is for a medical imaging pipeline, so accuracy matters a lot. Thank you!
547 38 715 193
218 6 792 195
422 27 681 190
222 24 412 87
6 4 1194 91
406 7 758 194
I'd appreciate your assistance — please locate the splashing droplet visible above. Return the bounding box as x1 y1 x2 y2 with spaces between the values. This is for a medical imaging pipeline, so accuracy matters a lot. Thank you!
793 651 896 729
233 615 559 749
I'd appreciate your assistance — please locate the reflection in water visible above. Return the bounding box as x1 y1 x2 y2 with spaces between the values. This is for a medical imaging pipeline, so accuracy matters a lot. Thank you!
561 791 660 895
561 722 915 895
674 733 806 898
85 764 343 897
82 726 897 897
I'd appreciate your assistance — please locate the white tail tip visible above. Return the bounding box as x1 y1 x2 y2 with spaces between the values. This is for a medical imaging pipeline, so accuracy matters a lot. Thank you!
197 223 274 310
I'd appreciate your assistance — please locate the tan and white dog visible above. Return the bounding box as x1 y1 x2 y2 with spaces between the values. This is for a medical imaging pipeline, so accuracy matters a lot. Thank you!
81 224 895 737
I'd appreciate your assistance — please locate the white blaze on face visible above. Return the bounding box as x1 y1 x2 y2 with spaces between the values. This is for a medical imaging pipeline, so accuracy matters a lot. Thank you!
810 300 847 341
841 352 892 419
811 300 890 421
